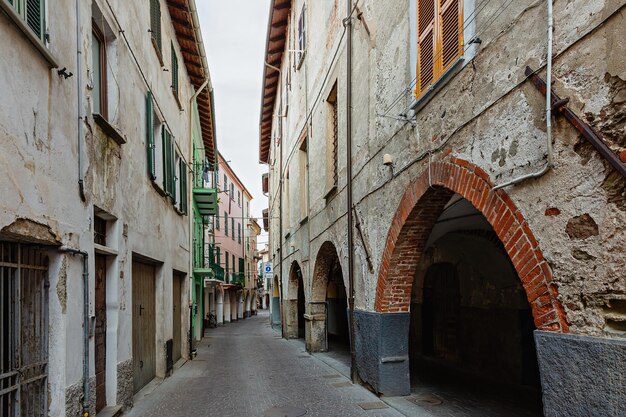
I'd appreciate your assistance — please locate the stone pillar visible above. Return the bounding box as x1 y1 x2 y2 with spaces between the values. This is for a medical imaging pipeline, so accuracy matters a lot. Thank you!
284 299 299 339
534 331 626 417
223 291 231 323
216 291 224 326
271 297 281 328
306 302 327 352
354 310 410 396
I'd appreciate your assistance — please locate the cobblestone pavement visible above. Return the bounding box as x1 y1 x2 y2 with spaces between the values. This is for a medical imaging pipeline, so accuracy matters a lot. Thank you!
122 310 405 417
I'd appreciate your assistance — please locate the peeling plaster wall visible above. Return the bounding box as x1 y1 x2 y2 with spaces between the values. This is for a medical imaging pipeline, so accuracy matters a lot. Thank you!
267 0 626 340
1 0 196 415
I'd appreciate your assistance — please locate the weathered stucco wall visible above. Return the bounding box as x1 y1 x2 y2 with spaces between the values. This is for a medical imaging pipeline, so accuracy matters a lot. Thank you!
1 0 198 415
267 0 625 342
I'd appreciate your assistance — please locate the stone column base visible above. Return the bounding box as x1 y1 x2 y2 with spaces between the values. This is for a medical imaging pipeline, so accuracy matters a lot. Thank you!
354 310 410 396
535 331 626 417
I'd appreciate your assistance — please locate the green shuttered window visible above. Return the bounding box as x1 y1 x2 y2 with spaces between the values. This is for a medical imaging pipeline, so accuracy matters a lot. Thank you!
150 0 161 52
161 128 175 198
8 0 46 41
171 42 179 95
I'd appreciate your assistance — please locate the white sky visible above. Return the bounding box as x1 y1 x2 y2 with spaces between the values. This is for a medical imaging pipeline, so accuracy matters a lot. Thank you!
197 0 271 246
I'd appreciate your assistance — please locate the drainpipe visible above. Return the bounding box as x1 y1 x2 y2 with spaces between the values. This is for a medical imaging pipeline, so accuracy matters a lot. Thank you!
188 78 210 357
59 246 89 416
494 0 554 190
75 0 85 202
345 0 357 383
264 61 285 337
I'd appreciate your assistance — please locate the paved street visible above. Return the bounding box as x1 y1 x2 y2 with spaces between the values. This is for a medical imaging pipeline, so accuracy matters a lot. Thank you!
123 310 404 417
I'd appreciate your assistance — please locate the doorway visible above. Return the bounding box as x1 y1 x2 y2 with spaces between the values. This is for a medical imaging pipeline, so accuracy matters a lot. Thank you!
95 254 107 412
172 273 183 363
132 260 156 393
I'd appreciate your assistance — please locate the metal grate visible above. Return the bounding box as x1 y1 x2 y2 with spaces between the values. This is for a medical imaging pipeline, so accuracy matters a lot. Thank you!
0 242 49 417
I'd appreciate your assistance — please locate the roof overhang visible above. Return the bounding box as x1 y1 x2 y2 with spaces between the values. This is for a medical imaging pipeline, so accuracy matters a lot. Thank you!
258 0 291 164
167 0 217 164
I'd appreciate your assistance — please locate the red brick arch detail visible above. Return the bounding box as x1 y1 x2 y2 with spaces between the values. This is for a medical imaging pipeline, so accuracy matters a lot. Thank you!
374 157 569 332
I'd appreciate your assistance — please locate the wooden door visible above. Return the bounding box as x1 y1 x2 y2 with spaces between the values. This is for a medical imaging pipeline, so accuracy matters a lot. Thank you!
172 274 182 363
423 263 460 361
95 255 107 412
132 261 156 393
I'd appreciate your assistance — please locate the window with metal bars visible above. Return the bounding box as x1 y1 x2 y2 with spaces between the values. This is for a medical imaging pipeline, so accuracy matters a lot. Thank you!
414 0 463 99
0 243 49 417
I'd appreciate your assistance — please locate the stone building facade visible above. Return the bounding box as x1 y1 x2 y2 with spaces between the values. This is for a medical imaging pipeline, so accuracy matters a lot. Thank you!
259 0 625 415
0 0 216 415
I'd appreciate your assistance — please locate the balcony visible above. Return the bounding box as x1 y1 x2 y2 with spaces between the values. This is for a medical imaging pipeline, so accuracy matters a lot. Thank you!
230 272 245 286
193 243 224 282
193 162 218 216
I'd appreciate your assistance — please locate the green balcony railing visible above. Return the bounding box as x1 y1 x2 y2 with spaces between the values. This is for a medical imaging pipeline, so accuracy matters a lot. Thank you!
193 243 224 282
193 162 218 216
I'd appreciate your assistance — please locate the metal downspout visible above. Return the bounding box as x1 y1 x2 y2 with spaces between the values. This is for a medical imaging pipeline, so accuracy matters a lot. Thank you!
494 0 554 190
264 61 285 337
346 0 357 384
189 78 210 358
59 247 89 416
76 0 85 202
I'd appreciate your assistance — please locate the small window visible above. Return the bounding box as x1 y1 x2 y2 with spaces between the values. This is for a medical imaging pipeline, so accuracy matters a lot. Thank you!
237 223 241 244
414 0 463 98
237 190 241 207
231 218 235 241
178 158 187 214
215 211 220 230
230 183 234 200
224 212 229 236
92 21 107 119
161 128 176 198
296 4 306 68
223 174 228 192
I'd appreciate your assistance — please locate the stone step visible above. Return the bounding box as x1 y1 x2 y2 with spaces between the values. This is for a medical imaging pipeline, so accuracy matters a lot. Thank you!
97 405 123 417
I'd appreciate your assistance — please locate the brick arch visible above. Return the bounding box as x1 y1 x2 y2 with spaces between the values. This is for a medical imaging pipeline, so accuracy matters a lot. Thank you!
374 157 569 332
311 241 342 303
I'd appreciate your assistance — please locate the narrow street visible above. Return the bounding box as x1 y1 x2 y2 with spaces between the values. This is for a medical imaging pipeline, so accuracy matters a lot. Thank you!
123 311 404 417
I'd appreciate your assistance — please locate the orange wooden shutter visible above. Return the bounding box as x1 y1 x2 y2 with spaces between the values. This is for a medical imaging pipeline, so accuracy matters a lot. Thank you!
439 0 463 72
416 0 436 98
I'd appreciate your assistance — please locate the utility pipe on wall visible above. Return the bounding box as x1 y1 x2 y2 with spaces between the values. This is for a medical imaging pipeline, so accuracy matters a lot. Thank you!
75 0 86 202
345 0 357 384
264 61 285 337
494 0 554 190
59 246 89 416
188 78 210 359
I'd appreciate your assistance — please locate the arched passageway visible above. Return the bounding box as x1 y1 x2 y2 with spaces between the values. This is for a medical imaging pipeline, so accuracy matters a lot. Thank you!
309 242 349 354
287 262 305 339
361 158 568 406
271 275 281 328
409 196 542 415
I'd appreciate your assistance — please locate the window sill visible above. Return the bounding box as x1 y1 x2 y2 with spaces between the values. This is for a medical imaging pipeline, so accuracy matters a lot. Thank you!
324 185 338 202
174 206 186 216
151 179 167 197
93 113 126 145
151 37 164 66
0 1 59 68
172 87 183 110
410 58 465 116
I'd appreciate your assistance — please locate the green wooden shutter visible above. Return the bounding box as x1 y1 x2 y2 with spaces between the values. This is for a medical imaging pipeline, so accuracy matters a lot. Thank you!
26 0 43 40
146 92 156 180
180 159 188 214
162 128 168 192
171 42 179 93
170 137 176 202
150 0 161 52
